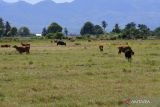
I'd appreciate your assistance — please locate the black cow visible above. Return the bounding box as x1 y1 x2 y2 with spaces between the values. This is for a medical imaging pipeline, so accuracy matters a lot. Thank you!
1 44 11 48
57 41 66 46
124 49 134 62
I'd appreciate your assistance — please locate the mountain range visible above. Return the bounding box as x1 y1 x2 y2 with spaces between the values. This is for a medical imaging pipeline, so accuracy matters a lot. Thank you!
0 0 160 34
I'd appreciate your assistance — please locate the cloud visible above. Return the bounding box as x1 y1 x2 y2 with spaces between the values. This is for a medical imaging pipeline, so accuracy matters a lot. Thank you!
3 0 74 4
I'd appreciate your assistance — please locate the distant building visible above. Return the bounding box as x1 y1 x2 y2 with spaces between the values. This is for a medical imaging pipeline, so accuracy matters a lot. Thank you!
36 34 42 37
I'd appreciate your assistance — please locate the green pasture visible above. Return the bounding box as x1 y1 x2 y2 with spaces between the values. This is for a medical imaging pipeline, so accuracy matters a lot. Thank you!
0 40 160 107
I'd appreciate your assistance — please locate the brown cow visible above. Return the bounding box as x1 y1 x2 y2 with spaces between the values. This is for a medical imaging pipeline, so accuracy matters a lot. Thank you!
99 45 104 52
118 45 132 54
1 44 11 48
118 45 134 62
13 45 30 54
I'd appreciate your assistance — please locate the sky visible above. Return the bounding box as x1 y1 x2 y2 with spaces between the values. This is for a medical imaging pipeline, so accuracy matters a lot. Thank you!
3 0 74 4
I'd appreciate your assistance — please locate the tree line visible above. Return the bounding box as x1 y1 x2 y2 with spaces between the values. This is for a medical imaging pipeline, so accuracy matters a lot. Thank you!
80 21 160 39
0 18 31 38
1 17 160 39
42 20 160 39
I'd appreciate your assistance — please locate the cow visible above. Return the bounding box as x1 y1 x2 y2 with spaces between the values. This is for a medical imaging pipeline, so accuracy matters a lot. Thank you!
13 45 30 54
118 45 134 62
118 45 132 54
124 49 134 62
99 45 104 52
1 44 11 48
57 41 66 46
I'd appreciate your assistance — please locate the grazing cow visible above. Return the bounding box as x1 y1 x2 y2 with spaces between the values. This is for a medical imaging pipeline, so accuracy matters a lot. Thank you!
124 49 134 62
99 45 104 52
118 45 132 54
57 41 66 46
1 44 11 48
13 45 30 54
118 45 134 62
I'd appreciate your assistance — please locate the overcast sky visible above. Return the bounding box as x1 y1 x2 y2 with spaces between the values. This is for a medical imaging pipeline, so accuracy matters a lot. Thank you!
3 0 74 4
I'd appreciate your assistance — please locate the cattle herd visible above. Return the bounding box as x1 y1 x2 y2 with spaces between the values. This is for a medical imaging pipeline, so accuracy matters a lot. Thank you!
0 40 134 62
117 45 134 62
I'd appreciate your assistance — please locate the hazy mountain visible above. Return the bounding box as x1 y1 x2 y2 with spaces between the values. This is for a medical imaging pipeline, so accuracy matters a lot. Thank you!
0 0 160 34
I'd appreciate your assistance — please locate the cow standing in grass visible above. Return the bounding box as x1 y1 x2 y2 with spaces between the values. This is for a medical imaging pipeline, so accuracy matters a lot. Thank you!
57 41 66 46
99 45 104 52
13 45 30 54
118 45 132 54
1 44 11 48
124 49 134 62
118 45 134 62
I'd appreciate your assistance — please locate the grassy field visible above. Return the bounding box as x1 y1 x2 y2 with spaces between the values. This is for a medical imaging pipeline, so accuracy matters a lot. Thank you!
0 39 160 107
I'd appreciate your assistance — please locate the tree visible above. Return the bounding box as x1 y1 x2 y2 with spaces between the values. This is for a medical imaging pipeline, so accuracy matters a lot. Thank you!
18 27 30 36
46 33 54 39
46 32 64 39
10 27 18 37
42 27 47 36
4 21 11 37
122 22 138 39
112 24 121 33
47 22 62 34
54 32 64 39
80 21 95 35
154 27 160 36
0 18 5 37
94 25 104 35
102 20 107 32
137 24 150 38
64 27 68 36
